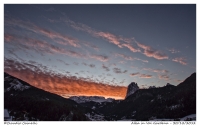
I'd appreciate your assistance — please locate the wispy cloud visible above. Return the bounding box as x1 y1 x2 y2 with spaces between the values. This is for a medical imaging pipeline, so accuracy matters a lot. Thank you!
82 62 88 66
89 64 95 68
115 53 133 60
63 18 141 52
142 68 168 73
102 64 110 72
4 34 84 58
83 42 99 51
113 68 128 74
115 53 148 63
57 59 70 66
4 34 13 42
90 54 109 62
136 41 169 60
139 74 153 78
130 72 140 77
73 62 79 66
134 58 149 63
159 74 169 80
168 48 180 53
121 43 141 53
172 57 187 65
5 17 80 48
130 72 153 78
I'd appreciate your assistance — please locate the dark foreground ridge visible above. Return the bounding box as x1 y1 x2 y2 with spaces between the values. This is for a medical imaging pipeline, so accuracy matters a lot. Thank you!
4 72 196 121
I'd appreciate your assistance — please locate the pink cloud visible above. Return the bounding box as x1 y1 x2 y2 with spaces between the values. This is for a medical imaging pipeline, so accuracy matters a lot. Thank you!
5 17 80 48
139 74 153 78
121 43 141 53
64 18 142 52
5 34 84 58
4 34 13 42
172 57 187 65
96 32 121 46
136 41 169 60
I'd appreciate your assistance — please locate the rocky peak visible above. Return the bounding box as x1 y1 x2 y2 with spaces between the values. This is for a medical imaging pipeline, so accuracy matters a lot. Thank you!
126 82 139 98
166 83 172 86
149 86 156 89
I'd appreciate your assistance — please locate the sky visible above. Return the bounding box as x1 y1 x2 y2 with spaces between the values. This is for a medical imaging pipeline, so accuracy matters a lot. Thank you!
4 4 196 99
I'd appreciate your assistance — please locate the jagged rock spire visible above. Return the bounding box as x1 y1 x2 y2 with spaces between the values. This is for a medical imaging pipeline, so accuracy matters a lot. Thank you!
126 82 139 98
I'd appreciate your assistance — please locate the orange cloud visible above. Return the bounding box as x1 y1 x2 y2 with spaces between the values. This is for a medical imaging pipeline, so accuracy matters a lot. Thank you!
4 58 127 99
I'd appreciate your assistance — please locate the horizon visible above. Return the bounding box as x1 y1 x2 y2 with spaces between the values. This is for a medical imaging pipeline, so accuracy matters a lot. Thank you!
4 4 196 99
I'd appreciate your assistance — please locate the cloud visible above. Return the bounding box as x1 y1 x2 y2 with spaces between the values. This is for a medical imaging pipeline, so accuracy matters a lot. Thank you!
143 68 168 73
172 57 187 65
57 59 70 66
5 17 80 48
174 79 183 83
82 62 88 66
95 32 121 46
136 41 169 60
4 34 84 58
4 34 14 42
63 18 141 52
129 72 152 78
83 42 99 51
64 18 169 60
139 74 153 78
168 48 180 53
102 64 110 72
121 43 141 53
115 53 133 60
90 54 109 62
130 72 140 77
133 58 149 63
89 64 95 68
115 53 149 63
4 58 127 99
73 62 79 66
159 74 169 80
113 68 128 74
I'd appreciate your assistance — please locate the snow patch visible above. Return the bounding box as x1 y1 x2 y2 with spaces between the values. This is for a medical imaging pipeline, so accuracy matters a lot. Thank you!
70 96 114 103
85 113 105 121
6 79 30 92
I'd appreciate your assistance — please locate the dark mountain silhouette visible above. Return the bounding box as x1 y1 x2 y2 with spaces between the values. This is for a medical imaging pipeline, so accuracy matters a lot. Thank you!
95 73 196 120
4 72 102 121
4 72 196 121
